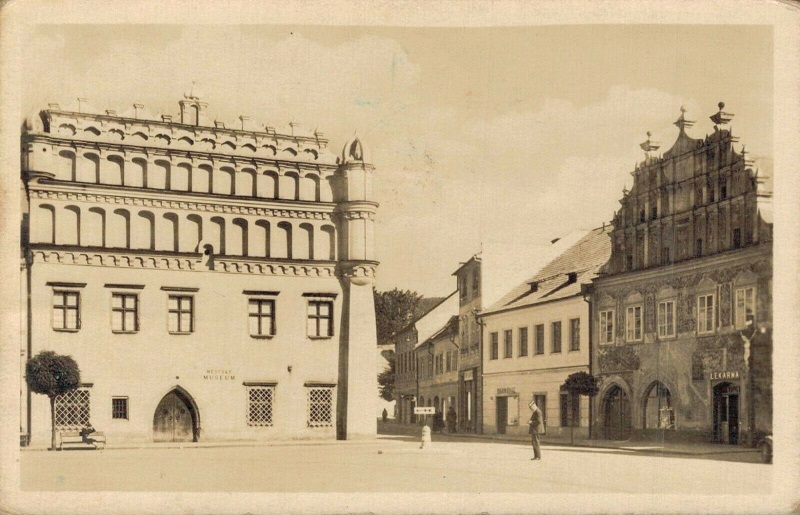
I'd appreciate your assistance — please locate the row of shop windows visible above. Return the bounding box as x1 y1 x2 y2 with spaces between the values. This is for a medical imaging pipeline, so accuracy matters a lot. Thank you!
52 385 335 430
489 318 580 360
51 288 334 338
598 286 755 344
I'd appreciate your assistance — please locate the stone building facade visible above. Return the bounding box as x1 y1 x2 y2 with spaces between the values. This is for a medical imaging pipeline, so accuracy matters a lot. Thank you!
589 104 772 445
454 257 482 433
21 93 379 444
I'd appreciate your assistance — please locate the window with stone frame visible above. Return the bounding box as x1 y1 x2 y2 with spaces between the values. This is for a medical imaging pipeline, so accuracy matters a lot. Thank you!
599 309 614 344
112 293 139 333
735 287 756 329
551 321 562 353
307 300 333 338
53 290 80 331
625 305 643 341
248 298 276 337
247 385 274 427
490 332 499 360
534 324 545 355
307 386 334 427
657 300 676 338
111 397 128 420
697 294 715 334
55 387 91 430
168 295 194 333
518 327 528 357
569 318 580 351
503 330 513 358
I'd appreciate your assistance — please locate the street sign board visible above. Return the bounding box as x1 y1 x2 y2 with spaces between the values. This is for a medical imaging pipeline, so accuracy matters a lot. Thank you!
414 407 435 415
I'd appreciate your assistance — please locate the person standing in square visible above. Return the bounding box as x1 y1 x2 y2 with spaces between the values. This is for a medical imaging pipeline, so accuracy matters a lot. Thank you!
528 400 544 460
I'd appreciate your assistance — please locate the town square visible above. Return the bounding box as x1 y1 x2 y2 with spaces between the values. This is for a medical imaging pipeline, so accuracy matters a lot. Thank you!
3 1 799 514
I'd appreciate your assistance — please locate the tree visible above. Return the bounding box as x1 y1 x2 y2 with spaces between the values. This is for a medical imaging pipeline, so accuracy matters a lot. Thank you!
378 353 395 402
560 371 599 444
374 288 423 343
25 351 81 450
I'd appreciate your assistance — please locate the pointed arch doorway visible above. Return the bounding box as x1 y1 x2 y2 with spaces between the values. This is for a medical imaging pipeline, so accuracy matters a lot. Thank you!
153 388 199 442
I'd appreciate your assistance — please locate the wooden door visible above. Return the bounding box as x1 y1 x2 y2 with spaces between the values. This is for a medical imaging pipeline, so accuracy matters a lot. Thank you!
153 391 194 442
496 397 508 434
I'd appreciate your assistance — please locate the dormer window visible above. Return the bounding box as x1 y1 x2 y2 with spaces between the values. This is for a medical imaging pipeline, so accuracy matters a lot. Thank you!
529 282 539 293
567 272 578 284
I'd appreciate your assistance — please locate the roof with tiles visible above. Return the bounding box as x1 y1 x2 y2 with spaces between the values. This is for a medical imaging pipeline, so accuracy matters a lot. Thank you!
482 225 613 315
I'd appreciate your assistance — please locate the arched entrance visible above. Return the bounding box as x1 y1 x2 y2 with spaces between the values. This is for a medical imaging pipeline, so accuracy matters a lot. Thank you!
153 388 199 442
643 381 674 430
713 382 739 444
603 385 631 440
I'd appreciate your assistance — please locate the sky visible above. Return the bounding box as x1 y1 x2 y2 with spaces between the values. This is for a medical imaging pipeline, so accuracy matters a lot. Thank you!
21 24 773 297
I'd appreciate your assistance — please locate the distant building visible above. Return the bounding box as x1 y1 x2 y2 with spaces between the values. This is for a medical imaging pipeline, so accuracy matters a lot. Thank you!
391 292 458 424
589 104 772 445
414 316 459 428
480 226 611 438
21 92 379 444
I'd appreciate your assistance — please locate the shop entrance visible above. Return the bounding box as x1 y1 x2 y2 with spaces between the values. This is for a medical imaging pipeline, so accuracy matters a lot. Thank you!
603 385 631 440
496 397 508 434
713 382 739 444
153 389 198 442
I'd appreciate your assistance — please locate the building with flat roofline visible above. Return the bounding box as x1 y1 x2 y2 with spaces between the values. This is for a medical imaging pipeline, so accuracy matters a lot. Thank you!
20 92 379 445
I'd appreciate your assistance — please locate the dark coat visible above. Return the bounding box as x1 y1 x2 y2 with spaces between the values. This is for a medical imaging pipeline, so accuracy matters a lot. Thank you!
528 407 544 435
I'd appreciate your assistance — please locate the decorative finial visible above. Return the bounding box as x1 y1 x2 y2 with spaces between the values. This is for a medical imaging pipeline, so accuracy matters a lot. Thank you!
710 101 733 126
674 106 695 133
639 130 660 154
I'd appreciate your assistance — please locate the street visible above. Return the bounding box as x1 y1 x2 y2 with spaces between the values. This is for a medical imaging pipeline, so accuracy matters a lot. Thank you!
21 435 772 493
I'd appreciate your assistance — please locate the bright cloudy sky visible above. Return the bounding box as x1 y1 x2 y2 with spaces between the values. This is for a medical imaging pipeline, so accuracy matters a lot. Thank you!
21 23 772 297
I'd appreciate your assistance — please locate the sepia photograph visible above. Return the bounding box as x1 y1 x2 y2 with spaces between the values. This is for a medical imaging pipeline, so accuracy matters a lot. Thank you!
1 1 798 513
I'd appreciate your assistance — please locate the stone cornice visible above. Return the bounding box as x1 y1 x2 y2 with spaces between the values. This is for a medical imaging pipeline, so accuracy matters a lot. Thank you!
594 243 771 288
29 246 339 277
28 181 336 219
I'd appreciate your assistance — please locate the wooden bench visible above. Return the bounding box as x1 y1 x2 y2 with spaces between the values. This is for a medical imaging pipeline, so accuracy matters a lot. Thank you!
57 429 106 450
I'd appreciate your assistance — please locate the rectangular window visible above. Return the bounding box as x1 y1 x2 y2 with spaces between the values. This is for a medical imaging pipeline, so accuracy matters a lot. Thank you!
451 350 458 371
54 387 91 430
111 397 128 420
599 310 614 344
459 276 467 303
551 321 562 353
559 393 580 427
112 293 139 332
53 291 80 330
569 318 580 351
503 329 513 358
518 327 528 357
697 294 715 334
490 332 499 360
168 295 194 333
735 287 756 329
625 306 642 341
248 299 276 337
472 269 480 296
657 301 676 338
695 238 703 258
307 386 334 427
662 247 671 264
247 386 274 427
534 324 545 355
307 300 333 337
